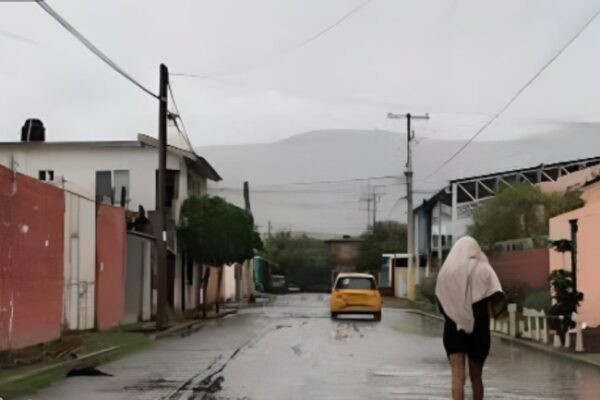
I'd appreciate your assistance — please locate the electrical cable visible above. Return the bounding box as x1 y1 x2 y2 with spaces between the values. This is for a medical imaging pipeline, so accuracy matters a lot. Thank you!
222 175 404 189
172 0 373 79
167 82 194 151
36 0 159 99
424 7 600 181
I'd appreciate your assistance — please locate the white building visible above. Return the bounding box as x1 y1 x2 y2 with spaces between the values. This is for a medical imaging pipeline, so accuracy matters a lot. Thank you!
0 132 221 315
0 133 220 221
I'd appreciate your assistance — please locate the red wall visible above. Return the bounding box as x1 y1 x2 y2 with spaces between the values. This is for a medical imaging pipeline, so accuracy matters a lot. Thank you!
95 204 126 331
490 248 549 290
0 165 64 350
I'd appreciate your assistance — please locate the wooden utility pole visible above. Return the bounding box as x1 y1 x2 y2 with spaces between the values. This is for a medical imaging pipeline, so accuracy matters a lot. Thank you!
156 64 169 329
387 112 429 300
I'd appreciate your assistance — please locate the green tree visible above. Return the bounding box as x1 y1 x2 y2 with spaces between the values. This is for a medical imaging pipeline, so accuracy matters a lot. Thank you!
356 221 407 275
468 183 583 251
264 231 329 291
178 195 262 314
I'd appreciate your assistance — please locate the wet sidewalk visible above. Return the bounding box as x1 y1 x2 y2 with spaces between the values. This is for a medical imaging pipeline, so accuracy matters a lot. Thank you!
383 296 600 370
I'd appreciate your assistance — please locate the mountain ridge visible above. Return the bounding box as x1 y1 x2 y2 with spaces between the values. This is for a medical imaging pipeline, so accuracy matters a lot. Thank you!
199 128 600 236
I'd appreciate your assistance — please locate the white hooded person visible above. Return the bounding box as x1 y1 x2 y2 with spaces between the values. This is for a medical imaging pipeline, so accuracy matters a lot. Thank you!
435 236 505 400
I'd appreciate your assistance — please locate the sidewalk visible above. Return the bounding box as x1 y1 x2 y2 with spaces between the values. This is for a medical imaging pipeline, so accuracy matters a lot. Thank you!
0 306 241 399
384 297 600 370
0 331 149 399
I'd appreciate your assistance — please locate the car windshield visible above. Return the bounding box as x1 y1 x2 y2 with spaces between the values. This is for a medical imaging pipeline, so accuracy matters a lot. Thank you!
336 277 375 290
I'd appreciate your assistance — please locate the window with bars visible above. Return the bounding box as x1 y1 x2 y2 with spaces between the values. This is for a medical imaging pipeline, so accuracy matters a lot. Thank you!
38 170 54 181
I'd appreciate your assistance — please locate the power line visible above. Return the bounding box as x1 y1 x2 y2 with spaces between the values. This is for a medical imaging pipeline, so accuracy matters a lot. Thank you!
172 0 373 79
0 28 39 46
424 7 600 181
282 0 373 56
167 82 194 151
212 187 364 194
385 188 438 219
35 0 159 99
231 175 404 188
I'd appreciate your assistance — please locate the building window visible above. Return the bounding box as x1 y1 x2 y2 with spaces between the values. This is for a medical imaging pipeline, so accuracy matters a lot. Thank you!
38 170 54 181
114 170 130 206
96 171 112 203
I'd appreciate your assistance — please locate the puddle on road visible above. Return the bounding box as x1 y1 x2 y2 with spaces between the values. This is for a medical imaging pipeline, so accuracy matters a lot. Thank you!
332 318 376 341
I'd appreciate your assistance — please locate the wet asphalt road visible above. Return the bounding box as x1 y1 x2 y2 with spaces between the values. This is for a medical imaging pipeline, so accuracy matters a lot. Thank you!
24 293 600 399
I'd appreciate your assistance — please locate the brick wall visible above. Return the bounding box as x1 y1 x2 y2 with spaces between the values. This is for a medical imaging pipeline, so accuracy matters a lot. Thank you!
490 248 549 291
0 165 64 350
95 204 126 331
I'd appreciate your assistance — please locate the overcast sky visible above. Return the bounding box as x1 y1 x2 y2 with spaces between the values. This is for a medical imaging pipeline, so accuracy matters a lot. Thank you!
1 0 600 147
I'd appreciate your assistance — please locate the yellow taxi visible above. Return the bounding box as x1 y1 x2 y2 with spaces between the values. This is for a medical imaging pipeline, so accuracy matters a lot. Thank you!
330 272 382 321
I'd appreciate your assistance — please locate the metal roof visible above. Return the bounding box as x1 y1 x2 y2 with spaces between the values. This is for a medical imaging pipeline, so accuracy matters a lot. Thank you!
416 155 600 212
449 155 600 184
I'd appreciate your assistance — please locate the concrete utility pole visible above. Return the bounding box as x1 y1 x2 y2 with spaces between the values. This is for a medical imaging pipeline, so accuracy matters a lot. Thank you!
238 181 252 302
387 112 429 300
365 196 372 229
156 64 169 329
372 192 377 226
243 181 251 212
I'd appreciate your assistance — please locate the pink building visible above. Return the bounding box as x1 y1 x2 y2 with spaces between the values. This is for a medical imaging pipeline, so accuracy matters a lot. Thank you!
549 167 600 328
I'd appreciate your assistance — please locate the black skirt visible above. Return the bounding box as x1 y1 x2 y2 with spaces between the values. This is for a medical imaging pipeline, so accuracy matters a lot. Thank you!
440 300 491 365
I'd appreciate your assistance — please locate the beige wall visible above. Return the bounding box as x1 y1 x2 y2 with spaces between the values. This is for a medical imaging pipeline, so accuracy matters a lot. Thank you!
203 264 237 305
549 182 600 328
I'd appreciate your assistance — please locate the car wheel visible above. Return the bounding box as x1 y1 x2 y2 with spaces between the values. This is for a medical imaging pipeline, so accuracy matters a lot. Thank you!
331 312 338 319
373 312 382 322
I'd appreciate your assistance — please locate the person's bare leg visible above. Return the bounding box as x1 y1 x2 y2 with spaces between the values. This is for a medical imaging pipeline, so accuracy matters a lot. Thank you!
449 353 466 400
468 356 484 400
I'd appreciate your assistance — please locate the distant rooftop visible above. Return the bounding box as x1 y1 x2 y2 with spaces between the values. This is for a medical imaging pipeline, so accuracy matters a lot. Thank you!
0 133 222 181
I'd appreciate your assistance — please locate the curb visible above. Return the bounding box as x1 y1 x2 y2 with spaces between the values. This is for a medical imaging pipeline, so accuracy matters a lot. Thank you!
405 308 600 370
0 346 120 387
403 309 443 321
149 308 238 341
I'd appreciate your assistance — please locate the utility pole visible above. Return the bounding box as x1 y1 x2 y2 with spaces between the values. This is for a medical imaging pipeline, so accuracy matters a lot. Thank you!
156 64 169 329
372 192 377 227
243 181 251 212
238 181 252 302
387 112 429 300
365 196 372 229
360 181 385 232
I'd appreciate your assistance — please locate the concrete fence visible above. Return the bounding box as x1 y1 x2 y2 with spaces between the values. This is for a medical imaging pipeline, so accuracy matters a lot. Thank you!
491 304 585 352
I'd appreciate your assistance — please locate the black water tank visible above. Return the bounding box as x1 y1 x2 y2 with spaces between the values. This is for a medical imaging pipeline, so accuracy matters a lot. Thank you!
21 119 45 142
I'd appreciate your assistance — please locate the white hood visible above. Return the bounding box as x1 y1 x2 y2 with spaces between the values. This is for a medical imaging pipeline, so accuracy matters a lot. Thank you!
435 236 503 334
